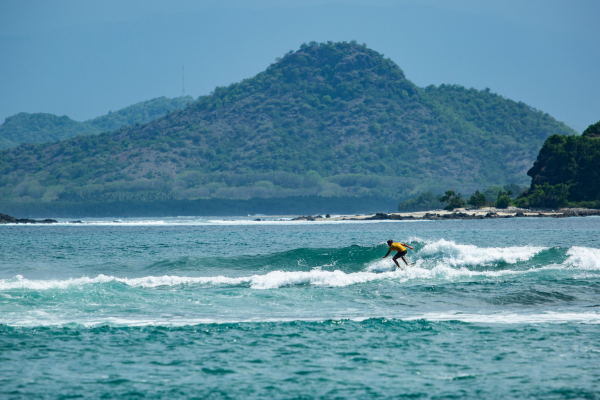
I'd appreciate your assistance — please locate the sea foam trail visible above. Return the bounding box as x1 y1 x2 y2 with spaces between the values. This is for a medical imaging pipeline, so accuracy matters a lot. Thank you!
0 271 392 290
417 239 546 266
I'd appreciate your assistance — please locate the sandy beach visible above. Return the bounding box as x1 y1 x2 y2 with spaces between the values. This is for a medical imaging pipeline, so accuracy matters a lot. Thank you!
291 207 600 221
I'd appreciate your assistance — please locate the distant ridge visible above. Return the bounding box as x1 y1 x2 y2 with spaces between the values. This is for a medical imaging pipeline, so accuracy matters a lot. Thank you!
0 41 575 211
0 96 194 149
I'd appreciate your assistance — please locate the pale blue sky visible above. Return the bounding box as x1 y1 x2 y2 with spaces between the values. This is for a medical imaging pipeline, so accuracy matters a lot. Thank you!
1 0 598 131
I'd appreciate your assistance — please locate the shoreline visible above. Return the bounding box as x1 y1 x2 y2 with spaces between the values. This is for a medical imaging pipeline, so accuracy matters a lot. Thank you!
2 207 599 224
293 207 600 221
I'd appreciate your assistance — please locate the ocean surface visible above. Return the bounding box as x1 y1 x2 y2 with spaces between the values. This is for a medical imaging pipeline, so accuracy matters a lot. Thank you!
1 216 600 399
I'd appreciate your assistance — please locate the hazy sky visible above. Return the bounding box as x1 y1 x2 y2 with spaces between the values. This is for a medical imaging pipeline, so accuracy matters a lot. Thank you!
1 0 598 132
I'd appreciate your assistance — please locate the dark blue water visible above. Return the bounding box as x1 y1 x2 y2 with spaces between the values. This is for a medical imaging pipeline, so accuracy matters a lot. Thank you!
1 217 599 398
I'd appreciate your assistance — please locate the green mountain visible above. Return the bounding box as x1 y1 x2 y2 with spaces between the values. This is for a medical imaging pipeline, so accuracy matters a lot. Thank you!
0 96 194 149
515 120 600 208
0 113 98 149
0 42 575 208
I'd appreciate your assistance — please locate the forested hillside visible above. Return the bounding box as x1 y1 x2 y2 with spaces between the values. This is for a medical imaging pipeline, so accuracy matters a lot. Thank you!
515 120 600 208
0 42 575 208
0 96 193 149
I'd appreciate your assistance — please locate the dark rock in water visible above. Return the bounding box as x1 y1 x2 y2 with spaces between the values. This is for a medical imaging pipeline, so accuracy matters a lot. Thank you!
391 214 412 220
314 215 323 219
326 214 331 218
254 218 262 221
485 212 499 218
362 213 394 220
575 209 600 216
70 220 83 224
372 213 391 220
291 216 315 221
0 213 17 223
515 211 526 217
0 212 57 224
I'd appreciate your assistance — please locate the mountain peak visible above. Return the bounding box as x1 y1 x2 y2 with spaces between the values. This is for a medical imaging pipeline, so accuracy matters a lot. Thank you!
0 42 576 207
273 41 405 78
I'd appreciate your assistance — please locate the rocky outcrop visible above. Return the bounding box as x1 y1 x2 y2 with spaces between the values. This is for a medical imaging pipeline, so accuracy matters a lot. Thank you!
0 213 57 224
291 215 323 221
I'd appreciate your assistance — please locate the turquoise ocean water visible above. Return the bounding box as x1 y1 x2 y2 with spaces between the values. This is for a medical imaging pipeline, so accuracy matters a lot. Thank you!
1 217 600 398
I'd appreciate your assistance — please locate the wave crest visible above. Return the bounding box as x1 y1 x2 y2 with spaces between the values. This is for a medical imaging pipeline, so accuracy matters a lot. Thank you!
565 247 600 270
418 239 546 266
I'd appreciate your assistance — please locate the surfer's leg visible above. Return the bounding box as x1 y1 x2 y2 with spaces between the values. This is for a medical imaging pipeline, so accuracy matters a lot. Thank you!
397 250 409 266
392 253 403 270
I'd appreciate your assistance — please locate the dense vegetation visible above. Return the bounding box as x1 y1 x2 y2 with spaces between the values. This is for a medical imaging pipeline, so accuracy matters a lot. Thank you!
398 183 524 211
0 42 575 211
0 96 193 149
515 120 600 208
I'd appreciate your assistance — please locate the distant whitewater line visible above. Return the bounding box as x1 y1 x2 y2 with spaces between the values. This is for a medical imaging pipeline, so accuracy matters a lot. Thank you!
3 312 600 328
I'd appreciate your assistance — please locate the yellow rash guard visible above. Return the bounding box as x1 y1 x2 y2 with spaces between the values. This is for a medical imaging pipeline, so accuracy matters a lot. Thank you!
389 243 406 252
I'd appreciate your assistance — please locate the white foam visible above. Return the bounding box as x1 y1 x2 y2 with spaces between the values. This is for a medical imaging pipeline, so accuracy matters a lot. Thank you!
0 271 396 291
418 239 545 266
249 269 392 289
0 274 248 290
564 246 600 270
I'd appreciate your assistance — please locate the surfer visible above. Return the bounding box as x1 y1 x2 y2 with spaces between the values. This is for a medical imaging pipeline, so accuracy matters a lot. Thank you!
383 240 414 270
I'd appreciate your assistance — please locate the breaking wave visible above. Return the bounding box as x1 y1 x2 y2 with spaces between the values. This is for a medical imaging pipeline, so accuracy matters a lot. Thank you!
417 239 546 266
1 240 598 292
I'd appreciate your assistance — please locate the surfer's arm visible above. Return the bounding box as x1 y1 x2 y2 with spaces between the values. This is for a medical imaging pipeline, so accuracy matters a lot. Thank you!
401 243 414 250
383 249 391 258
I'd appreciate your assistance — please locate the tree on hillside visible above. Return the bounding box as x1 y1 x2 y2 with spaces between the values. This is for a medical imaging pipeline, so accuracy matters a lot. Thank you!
439 190 466 211
467 190 487 208
495 190 513 209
